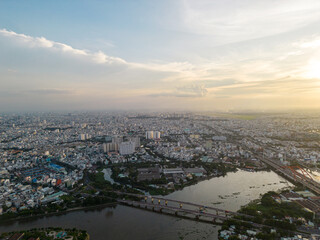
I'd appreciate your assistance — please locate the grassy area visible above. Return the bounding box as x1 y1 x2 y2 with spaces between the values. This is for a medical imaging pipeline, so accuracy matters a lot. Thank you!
239 191 313 224
87 171 114 190
219 191 315 239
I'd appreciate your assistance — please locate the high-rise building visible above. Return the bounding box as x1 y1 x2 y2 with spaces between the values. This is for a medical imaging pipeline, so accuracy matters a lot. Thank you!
154 131 161 139
129 137 140 148
212 136 227 141
119 141 135 155
79 134 91 141
79 134 86 140
103 143 119 153
112 136 123 144
103 143 107 153
145 131 154 139
146 131 160 139
105 136 112 143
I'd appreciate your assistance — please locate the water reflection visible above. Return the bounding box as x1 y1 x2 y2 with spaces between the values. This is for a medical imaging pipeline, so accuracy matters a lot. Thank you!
0 170 292 240
105 210 114 218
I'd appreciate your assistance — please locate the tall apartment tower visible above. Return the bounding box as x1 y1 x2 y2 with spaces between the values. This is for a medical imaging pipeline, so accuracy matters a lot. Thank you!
145 131 154 139
155 131 161 139
103 143 119 153
119 141 135 155
112 136 123 144
146 131 160 139
129 137 141 148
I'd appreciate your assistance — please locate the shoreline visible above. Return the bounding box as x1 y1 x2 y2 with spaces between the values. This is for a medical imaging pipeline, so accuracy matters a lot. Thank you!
0 168 282 227
0 228 90 240
0 171 232 226
0 202 117 226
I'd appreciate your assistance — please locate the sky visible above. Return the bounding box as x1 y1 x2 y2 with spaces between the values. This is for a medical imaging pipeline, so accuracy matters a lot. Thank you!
1 0 320 112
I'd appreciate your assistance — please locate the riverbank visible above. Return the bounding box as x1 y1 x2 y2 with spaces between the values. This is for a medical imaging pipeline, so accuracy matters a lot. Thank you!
0 227 89 240
218 189 319 239
0 167 235 224
0 202 117 224
0 170 292 240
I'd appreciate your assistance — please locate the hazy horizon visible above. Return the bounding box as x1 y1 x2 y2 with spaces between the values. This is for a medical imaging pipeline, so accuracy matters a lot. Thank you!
1 0 320 112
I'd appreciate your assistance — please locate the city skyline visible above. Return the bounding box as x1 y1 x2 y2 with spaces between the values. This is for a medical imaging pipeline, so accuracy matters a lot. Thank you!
1 0 320 112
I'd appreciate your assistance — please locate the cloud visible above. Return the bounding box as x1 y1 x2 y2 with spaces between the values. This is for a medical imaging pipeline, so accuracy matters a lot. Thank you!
0 28 196 75
24 89 74 95
2 28 316 88
92 51 127 64
0 28 222 83
212 77 320 97
200 79 239 88
149 84 208 98
0 89 75 96
177 85 208 96
178 0 320 43
0 29 126 65
7 68 18 73
1 26 320 111
294 36 320 49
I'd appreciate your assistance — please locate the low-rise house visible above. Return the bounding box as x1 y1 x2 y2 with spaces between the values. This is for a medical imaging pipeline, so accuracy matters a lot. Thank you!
184 168 207 177
280 191 303 202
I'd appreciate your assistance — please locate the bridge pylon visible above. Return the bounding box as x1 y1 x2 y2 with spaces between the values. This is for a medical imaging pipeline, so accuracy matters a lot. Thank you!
282 165 314 181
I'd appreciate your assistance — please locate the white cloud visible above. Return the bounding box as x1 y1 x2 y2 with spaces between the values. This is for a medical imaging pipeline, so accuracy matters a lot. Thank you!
178 0 320 43
92 51 127 64
1 26 320 111
25 88 74 95
0 28 206 78
294 36 320 49
1 27 318 86
0 29 124 64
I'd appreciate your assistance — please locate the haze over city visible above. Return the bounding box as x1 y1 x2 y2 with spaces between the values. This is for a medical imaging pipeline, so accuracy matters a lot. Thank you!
1 0 320 112
3 2 320 240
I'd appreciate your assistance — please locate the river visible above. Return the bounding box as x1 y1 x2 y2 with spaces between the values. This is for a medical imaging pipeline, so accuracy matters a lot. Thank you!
0 170 292 239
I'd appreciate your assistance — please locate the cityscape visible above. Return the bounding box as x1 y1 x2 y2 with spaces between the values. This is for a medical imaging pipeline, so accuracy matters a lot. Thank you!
1 112 320 239
1 0 320 239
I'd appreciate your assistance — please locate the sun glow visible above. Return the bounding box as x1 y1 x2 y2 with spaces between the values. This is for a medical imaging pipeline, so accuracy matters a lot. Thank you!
305 60 320 78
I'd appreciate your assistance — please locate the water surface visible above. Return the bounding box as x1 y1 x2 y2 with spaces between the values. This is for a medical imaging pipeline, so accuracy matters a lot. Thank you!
0 170 292 240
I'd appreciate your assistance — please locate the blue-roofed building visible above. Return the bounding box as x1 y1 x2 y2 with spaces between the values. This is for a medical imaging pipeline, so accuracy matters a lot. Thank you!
48 163 66 173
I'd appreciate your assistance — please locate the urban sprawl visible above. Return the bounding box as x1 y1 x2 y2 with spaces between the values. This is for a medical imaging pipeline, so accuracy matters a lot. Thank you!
1 112 320 240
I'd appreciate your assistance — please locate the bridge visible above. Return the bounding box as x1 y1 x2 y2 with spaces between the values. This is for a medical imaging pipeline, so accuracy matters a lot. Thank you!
259 155 320 195
282 165 314 181
113 191 268 227
200 122 320 195
113 191 311 237
115 191 251 217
